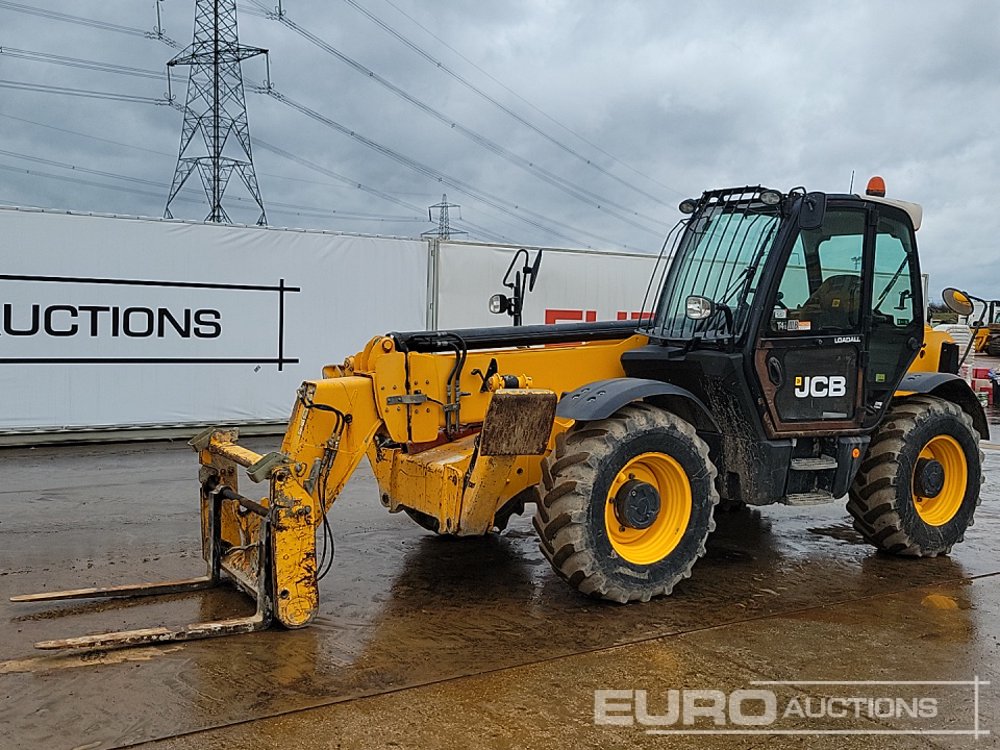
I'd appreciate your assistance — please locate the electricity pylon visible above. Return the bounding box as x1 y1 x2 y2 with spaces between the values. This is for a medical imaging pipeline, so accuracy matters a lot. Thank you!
422 194 467 240
165 0 267 225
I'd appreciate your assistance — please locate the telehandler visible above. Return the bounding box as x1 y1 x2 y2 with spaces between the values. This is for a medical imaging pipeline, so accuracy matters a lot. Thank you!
968 297 1000 356
14 177 986 650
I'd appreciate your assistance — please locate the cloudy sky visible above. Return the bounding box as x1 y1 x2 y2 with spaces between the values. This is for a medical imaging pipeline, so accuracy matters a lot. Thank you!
1 1 998 296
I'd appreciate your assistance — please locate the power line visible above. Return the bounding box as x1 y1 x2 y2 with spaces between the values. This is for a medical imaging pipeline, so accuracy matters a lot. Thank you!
0 162 186 203
0 161 415 224
252 138 425 213
0 110 482 232
0 0 181 49
265 87 625 248
0 112 174 156
0 46 166 81
0 79 167 105
270 88 579 243
0 74 602 244
370 0 683 199
0 112 387 196
463 201 576 247
247 0 666 236
0 148 422 223
237 2 270 19
254 0 665 232
450 219 513 244
0 148 169 187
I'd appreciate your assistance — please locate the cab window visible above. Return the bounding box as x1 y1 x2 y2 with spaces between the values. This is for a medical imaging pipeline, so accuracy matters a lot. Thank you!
769 209 865 334
871 218 916 328
867 212 921 404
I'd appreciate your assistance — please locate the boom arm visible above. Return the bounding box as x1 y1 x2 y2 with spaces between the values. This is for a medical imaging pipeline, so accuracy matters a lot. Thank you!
192 329 643 630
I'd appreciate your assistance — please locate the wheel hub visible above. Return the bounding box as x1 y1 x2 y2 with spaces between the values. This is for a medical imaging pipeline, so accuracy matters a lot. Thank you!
614 479 661 530
912 434 968 527
914 458 945 498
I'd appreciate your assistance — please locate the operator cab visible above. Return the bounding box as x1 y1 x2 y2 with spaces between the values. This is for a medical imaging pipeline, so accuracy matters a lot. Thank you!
626 179 926 506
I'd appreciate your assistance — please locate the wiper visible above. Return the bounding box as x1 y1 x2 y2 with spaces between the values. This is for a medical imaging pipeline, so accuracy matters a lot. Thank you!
717 264 753 307
705 226 778 337
873 256 910 314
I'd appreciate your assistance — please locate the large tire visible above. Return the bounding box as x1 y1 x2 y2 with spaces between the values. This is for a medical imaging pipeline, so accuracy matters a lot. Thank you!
848 395 982 556
988 337 1000 357
533 403 718 603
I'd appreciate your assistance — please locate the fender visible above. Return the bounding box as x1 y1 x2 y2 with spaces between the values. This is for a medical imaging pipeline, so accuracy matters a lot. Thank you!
556 377 719 432
896 372 989 439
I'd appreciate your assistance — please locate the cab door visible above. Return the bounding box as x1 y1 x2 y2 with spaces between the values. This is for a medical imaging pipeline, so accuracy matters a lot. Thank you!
753 205 869 435
863 207 924 423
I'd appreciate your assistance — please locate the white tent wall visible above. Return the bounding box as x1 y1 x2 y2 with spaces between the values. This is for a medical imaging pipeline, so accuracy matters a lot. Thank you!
0 208 428 435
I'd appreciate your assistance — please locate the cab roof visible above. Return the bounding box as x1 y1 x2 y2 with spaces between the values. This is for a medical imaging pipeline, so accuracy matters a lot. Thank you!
826 192 922 231
841 194 923 231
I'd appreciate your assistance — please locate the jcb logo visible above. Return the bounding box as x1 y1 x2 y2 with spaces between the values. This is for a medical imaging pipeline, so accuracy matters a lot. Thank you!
794 375 847 398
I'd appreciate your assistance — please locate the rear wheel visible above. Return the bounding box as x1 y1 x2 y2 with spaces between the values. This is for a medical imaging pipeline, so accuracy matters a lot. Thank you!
533 403 718 603
988 337 1000 357
848 396 981 556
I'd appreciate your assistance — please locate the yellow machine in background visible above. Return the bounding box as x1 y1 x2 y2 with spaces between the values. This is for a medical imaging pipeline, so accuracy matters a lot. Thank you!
971 299 1000 356
935 289 1000 356
15 179 987 650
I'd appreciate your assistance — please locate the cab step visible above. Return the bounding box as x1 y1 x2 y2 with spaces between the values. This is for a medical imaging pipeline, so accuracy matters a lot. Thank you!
783 491 835 506
790 455 838 471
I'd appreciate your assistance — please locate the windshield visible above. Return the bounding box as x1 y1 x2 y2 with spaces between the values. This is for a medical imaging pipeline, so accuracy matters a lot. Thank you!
647 190 781 340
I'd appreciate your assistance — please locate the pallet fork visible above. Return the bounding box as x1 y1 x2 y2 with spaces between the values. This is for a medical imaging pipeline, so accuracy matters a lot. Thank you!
10 428 292 650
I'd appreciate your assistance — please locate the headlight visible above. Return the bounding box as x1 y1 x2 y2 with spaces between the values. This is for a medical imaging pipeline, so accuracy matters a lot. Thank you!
760 189 782 206
489 294 509 315
678 198 698 215
685 295 714 320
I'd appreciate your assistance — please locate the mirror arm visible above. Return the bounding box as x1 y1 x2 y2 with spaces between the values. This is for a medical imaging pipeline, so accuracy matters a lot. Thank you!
958 326 978 370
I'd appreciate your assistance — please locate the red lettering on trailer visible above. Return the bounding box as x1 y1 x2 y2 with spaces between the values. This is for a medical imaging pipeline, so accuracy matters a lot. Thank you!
616 311 652 321
546 309 651 324
545 309 597 325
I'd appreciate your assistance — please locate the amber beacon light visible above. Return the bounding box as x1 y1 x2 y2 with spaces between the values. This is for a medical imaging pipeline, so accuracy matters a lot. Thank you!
866 175 887 197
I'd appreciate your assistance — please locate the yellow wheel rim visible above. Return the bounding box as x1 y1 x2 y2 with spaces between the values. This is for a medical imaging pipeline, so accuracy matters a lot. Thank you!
912 435 967 526
605 452 692 565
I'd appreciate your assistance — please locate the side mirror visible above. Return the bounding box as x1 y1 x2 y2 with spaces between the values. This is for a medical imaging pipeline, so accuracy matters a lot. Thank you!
489 293 511 315
798 192 827 231
685 295 714 320
941 287 974 316
526 250 543 292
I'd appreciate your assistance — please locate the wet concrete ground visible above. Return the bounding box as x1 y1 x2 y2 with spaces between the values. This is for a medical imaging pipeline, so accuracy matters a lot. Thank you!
1 431 999 749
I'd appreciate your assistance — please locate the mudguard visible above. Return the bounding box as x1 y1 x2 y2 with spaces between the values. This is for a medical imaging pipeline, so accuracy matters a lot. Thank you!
556 377 719 432
897 371 989 439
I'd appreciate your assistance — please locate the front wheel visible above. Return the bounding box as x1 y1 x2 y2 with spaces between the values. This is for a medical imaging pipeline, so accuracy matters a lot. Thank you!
533 403 718 603
848 395 982 556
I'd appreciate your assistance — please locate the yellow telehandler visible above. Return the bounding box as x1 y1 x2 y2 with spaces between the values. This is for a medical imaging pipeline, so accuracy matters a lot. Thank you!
14 178 986 650
968 298 1000 356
